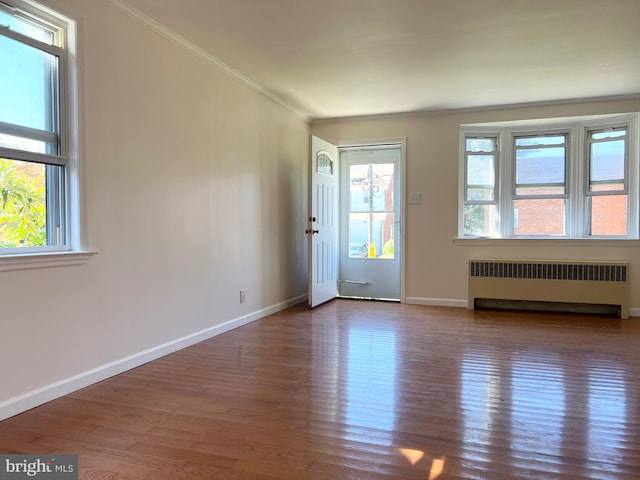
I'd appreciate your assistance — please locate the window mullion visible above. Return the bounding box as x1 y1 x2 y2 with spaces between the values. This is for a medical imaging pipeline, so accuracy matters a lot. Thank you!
0 121 58 144
626 117 638 237
500 131 512 238
0 147 67 166
566 125 581 238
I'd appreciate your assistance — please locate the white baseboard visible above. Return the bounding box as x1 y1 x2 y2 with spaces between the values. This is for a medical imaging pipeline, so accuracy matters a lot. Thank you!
404 297 467 308
629 308 640 318
0 294 308 421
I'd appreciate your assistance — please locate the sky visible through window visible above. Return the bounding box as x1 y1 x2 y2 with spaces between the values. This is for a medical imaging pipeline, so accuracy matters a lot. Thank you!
0 33 52 134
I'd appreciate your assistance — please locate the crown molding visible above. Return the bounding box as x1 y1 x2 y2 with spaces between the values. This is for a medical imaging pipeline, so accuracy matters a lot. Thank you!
311 94 640 125
107 0 309 122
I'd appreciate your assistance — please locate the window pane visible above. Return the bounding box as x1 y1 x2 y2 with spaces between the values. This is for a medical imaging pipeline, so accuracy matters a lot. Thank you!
591 183 624 192
590 140 625 185
516 185 565 196
515 147 565 187
463 204 494 237
515 135 566 146
466 138 495 152
591 130 625 140
371 163 394 211
0 132 52 154
513 199 565 236
590 195 627 236
349 163 394 212
0 10 54 44
0 157 47 248
467 187 494 201
349 164 369 212
348 212 395 259
467 155 495 187
0 33 58 133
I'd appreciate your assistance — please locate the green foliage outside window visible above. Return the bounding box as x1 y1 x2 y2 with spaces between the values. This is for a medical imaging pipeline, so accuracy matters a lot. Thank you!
463 204 486 236
382 239 394 257
0 158 46 248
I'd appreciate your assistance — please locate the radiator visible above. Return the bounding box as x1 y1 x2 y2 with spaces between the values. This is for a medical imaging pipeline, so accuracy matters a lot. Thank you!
468 259 629 319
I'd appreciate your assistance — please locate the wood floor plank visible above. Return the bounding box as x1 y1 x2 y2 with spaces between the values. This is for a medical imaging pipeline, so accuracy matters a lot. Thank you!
2 300 640 479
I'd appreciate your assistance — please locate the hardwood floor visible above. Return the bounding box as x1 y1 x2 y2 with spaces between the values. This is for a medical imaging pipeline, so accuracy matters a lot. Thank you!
1 300 640 479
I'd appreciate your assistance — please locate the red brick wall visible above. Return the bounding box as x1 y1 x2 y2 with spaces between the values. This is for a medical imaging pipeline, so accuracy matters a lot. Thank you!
513 195 627 236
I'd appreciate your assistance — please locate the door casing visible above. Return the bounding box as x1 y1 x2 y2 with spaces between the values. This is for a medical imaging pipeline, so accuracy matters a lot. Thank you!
308 136 406 305
338 143 404 301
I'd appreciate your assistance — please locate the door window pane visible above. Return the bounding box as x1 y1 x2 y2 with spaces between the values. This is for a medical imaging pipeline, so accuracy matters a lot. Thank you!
349 164 370 212
348 161 395 259
349 163 394 212
349 212 395 259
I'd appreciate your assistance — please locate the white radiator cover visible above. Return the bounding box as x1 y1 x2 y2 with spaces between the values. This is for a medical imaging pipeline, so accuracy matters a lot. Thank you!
468 259 629 319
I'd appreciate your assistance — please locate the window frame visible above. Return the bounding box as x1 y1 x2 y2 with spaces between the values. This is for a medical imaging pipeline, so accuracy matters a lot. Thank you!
461 134 500 237
459 114 639 240
0 0 78 257
511 129 570 237
585 125 629 237
0 0 92 269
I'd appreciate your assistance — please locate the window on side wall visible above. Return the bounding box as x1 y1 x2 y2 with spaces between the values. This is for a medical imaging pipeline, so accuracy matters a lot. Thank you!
0 0 77 254
459 114 639 239
463 135 498 237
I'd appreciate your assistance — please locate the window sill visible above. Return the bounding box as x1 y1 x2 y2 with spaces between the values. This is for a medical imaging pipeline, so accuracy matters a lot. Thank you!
0 251 97 272
454 238 640 247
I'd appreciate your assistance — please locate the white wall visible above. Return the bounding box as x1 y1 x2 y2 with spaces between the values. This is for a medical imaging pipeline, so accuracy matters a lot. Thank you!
312 98 640 313
0 0 309 419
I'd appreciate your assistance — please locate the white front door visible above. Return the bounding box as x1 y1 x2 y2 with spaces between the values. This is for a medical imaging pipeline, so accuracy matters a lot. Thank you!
339 145 402 300
308 136 339 308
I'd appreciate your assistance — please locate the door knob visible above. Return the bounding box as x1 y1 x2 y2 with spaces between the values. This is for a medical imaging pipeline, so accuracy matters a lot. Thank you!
305 229 319 234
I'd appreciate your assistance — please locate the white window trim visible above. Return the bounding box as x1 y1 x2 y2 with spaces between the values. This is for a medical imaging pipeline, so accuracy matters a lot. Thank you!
0 251 96 272
459 130 501 237
0 0 94 269
459 113 639 240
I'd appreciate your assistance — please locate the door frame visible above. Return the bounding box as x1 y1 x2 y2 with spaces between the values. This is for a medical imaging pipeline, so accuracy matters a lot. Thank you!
336 138 406 303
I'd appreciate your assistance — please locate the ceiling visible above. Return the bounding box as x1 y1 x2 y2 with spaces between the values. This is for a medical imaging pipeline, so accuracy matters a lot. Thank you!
120 0 640 120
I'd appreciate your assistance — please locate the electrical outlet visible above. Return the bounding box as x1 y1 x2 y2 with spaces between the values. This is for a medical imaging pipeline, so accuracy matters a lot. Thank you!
240 289 246 303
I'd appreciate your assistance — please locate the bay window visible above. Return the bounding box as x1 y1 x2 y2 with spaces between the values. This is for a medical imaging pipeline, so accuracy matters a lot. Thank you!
460 114 638 239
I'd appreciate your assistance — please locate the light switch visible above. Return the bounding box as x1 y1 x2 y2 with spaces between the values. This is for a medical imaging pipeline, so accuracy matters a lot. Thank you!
408 193 422 205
